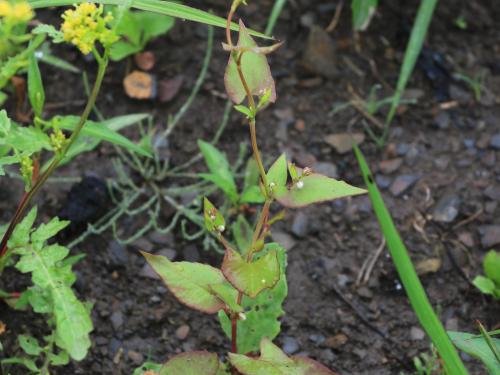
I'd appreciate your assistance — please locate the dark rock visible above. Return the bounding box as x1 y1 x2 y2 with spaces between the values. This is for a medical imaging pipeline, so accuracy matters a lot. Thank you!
490 133 500 149
396 143 410 156
375 174 392 189
133 238 154 252
484 185 500 200
282 336 300 354
110 310 124 331
356 286 373 300
478 225 500 248
433 111 450 129
463 138 475 149
390 175 419 196
128 350 144 365
183 245 200 262
325 133 365 154
309 333 326 344
432 194 461 223
291 212 309 238
175 324 190 340
149 232 174 245
410 327 425 340
159 75 184 103
107 241 128 267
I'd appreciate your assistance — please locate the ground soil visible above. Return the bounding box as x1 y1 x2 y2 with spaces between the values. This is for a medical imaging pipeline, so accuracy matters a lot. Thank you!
1 0 500 374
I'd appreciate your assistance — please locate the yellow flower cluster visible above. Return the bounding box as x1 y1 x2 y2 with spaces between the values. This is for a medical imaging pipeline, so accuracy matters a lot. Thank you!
61 2 117 55
50 129 67 153
0 0 34 24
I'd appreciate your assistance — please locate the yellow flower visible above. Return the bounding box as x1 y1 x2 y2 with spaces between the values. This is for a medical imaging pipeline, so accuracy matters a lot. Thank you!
0 0 33 23
60 2 117 55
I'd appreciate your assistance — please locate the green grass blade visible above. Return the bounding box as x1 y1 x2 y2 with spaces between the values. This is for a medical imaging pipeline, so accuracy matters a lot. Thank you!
385 0 438 126
27 0 270 39
353 144 468 375
265 0 287 36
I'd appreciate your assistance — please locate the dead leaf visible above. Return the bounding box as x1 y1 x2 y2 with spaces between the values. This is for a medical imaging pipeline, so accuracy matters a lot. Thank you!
159 75 184 103
415 258 441 275
134 51 156 71
123 70 156 99
325 133 365 154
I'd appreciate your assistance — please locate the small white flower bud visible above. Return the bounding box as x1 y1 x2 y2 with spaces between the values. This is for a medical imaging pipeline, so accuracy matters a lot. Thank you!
238 312 247 320
217 225 225 233
296 180 304 189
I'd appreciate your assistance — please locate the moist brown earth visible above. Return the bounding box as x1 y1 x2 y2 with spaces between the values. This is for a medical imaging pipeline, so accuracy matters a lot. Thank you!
1 0 500 374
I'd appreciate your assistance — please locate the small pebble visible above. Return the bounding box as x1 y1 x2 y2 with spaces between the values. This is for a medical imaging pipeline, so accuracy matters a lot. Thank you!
432 194 461 223
490 133 500 149
390 175 419 196
291 212 309 238
410 327 425 340
282 336 300 354
175 324 190 340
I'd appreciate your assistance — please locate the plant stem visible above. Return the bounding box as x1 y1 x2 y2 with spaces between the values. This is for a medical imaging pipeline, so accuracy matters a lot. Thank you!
0 55 108 257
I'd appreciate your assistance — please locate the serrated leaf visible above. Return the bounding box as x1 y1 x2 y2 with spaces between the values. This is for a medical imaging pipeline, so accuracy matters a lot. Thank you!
275 171 366 208
0 155 18 176
224 20 276 104
229 338 336 375
141 251 228 314
19 335 42 356
232 215 253 257
473 276 495 296
266 153 287 190
6 125 51 154
28 53 45 118
8 206 37 248
32 24 64 42
31 217 70 246
54 115 152 158
204 198 226 233
484 250 500 286
449 331 500 374
160 351 220 375
198 140 237 202
219 244 287 353
222 247 280 298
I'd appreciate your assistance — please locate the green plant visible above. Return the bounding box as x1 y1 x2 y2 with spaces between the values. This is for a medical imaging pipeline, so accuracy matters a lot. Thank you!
0 207 92 374
453 71 485 101
138 1 365 373
450 324 500 374
411 346 444 375
472 250 500 299
351 0 378 31
354 145 468 375
109 6 174 61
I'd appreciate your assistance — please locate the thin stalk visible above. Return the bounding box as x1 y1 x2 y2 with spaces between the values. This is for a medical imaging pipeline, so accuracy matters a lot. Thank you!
0 54 108 257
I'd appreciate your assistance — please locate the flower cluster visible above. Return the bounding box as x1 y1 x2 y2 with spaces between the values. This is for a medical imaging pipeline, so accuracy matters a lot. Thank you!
0 0 34 24
61 2 117 55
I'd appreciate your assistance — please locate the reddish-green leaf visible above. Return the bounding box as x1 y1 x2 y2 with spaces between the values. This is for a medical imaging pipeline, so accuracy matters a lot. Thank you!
229 338 337 375
141 251 227 314
160 351 220 375
275 170 366 208
224 20 276 104
222 248 280 298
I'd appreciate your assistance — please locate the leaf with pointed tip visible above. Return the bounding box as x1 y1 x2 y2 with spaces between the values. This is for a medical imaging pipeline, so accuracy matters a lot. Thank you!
209 283 242 313
231 215 253 257
222 247 280 298
229 338 337 375
204 198 226 233
449 331 500 375
267 153 287 190
160 351 220 375
224 20 277 104
8 206 37 248
275 171 366 208
483 250 500 286
219 244 287 353
141 251 227 314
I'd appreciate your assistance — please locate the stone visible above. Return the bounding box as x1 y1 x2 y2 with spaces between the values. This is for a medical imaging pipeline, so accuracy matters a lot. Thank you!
133 238 154 252
325 333 348 349
458 232 474 248
302 26 336 78
375 175 392 189
325 133 365 154
107 241 128 267
128 350 144 365
312 161 338 179
291 212 309 238
396 143 410 156
282 336 300 354
478 225 500 248
309 333 326 344
271 231 297 250
432 194 461 223
490 133 500 149
159 75 184 103
379 158 403 174
415 258 441 275
183 245 200 262
357 286 373 300
110 310 124 331
433 111 450 129
389 175 419 196
410 327 425 340
175 324 190 340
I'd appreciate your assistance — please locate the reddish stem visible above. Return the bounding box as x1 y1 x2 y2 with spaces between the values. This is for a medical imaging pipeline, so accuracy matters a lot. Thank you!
231 317 238 353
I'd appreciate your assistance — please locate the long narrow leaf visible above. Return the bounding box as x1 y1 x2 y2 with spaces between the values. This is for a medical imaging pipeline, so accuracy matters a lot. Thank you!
353 145 468 375
386 0 438 125
27 0 270 39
